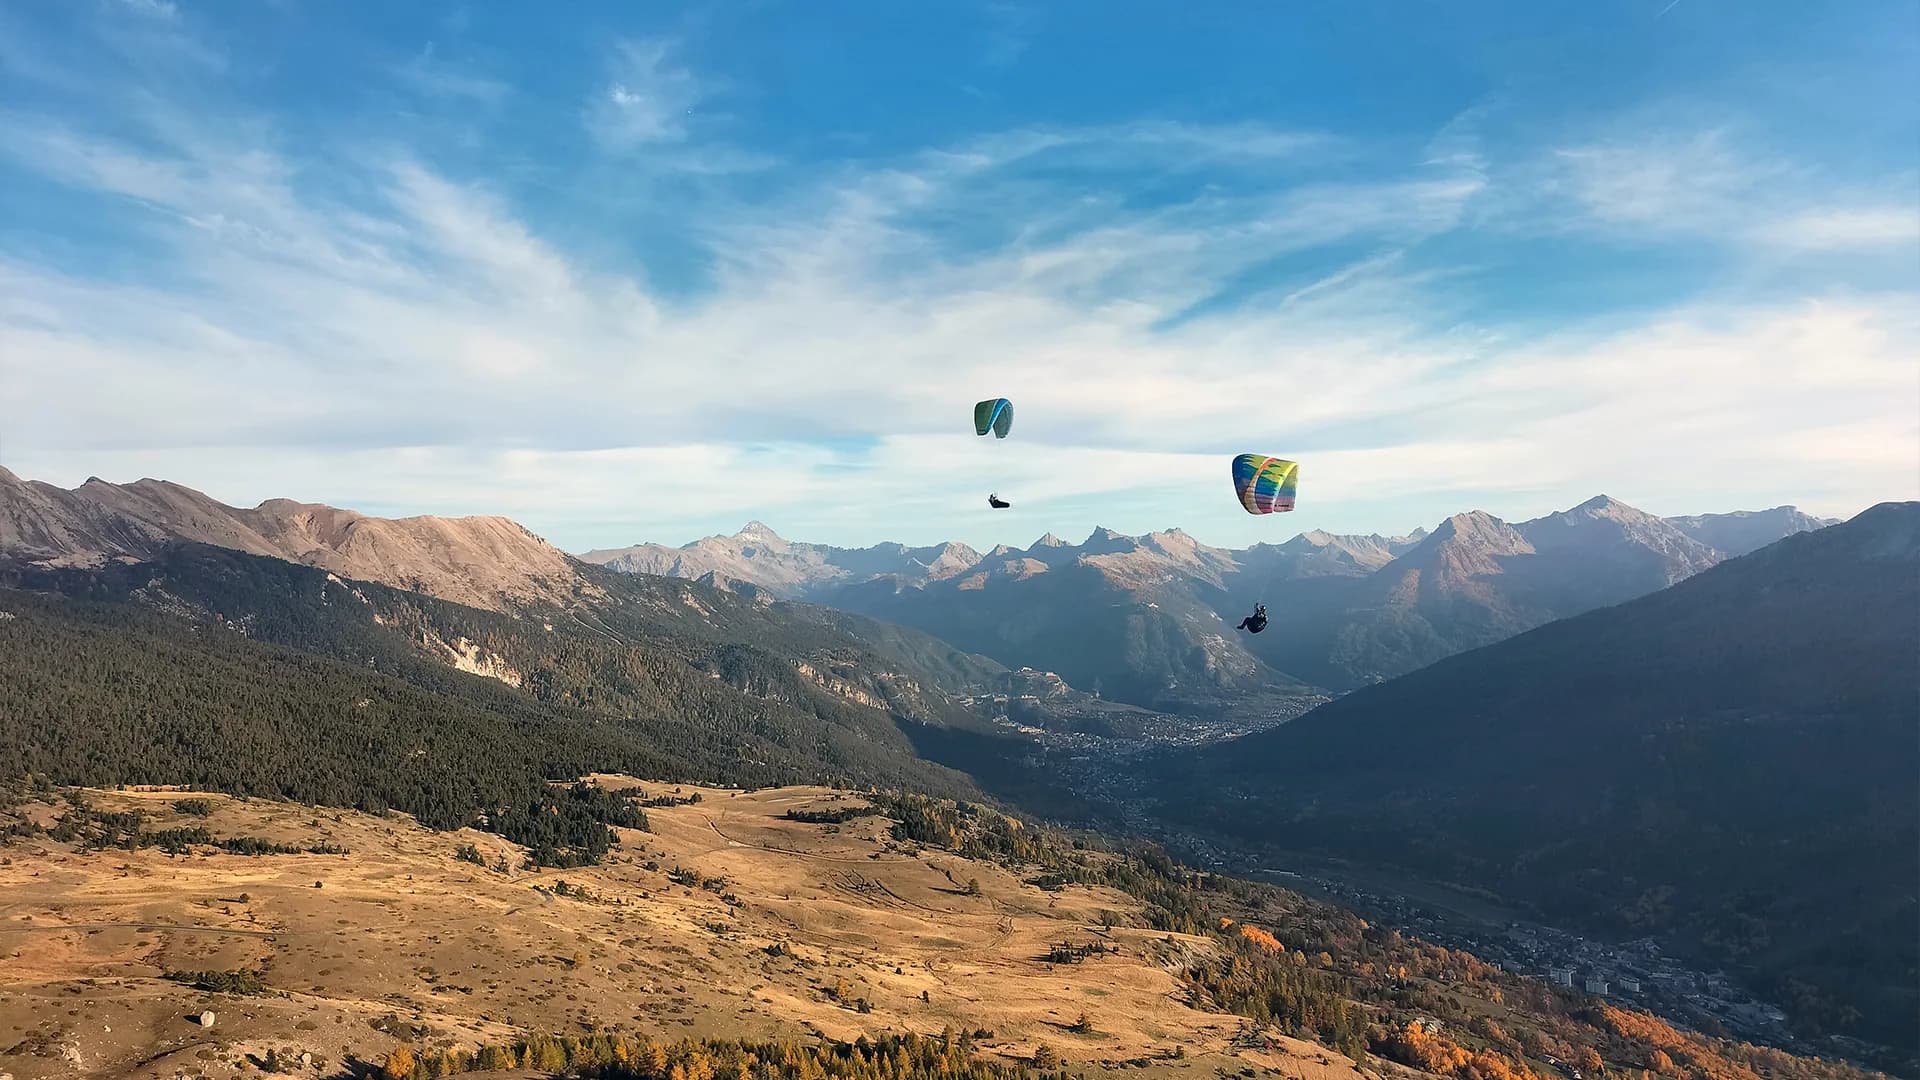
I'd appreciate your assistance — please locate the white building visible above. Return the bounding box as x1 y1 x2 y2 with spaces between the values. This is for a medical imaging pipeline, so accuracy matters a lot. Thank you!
1550 968 1575 988
1618 977 1642 993
1585 977 1609 996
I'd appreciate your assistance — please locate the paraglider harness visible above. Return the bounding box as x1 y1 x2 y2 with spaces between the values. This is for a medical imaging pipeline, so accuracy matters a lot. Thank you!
988 493 1011 509
1237 604 1268 634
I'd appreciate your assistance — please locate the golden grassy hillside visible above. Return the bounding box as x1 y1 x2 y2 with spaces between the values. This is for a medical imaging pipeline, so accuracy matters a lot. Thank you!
0 781 1390 1080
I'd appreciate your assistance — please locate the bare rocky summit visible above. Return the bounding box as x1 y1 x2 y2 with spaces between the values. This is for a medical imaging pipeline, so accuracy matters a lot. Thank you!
0 467 583 613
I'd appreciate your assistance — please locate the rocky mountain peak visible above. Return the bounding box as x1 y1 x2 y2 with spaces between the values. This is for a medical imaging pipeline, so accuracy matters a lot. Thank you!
1428 510 1523 545
732 520 790 551
1080 527 1140 556
1666 505 1836 557
1521 495 1721 581
0 472 584 613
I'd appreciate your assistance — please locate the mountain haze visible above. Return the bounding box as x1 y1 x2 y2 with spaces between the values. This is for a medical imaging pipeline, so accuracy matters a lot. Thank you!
591 497 1830 708
1668 506 1841 557
582 522 982 599
1166 502 1920 1053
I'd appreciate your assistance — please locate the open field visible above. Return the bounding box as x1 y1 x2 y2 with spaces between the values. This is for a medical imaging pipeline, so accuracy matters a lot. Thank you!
0 781 1396 1079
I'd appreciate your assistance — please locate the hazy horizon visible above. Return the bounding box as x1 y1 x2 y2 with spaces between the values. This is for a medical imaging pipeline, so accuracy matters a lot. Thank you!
2 463 1879 553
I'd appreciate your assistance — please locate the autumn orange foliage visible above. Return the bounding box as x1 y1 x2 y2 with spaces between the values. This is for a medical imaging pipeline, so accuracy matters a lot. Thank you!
1600 1005 1687 1051
1597 1005 1784 1080
1385 1021 1471 1075
1385 1022 1543 1080
1465 1048 1535 1080
1238 925 1284 953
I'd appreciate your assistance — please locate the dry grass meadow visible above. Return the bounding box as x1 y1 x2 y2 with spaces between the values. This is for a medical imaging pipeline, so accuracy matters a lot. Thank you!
0 781 1400 1080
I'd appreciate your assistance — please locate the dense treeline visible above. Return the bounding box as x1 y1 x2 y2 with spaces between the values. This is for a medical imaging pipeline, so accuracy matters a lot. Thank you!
372 1029 1071 1080
489 783 651 868
1189 920 1368 1058
0 591 680 862
3 788 348 856
783 805 882 824
163 969 268 995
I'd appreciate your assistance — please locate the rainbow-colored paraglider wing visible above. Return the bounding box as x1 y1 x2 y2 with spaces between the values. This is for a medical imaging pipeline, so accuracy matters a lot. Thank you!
973 398 1013 438
1232 454 1299 515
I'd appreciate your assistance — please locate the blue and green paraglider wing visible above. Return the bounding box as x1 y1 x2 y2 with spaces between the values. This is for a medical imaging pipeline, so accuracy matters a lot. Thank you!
1232 454 1298 515
973 398 1013 438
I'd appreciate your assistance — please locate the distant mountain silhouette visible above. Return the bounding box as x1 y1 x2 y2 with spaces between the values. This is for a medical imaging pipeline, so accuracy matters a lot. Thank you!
581 522 981 598
586 497 1827 712
1667 505 1840 556
1164 502 1920 1053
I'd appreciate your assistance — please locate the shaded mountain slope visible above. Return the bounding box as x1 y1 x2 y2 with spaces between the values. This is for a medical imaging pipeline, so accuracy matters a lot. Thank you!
1163 502 1920 1052
0 545 988 805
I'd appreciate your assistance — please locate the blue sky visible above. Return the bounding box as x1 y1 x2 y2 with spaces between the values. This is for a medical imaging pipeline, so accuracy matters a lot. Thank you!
2 1 1916 550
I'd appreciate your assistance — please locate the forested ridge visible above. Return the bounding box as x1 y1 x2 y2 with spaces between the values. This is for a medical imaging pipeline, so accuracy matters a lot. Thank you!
0 560 983 863
6 541 1000 738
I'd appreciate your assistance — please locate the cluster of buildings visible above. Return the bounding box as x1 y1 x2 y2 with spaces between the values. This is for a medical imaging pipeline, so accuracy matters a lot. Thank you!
1020 716 1819 1061
1245 869 1803 1052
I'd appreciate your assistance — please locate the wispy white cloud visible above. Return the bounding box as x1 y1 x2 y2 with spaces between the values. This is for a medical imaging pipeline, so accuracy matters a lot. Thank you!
1551 129 1758 228
2 16 1915 550
586 37 705 148
117 0 178 20
394 42 509 103
981 2 1039 68
1543 126 1919 255
1756 205 1920 251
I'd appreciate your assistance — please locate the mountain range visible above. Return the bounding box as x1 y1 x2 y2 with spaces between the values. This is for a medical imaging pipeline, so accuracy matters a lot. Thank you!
1162 501 1920 1055
0 470 1841 733
583 497 1835 711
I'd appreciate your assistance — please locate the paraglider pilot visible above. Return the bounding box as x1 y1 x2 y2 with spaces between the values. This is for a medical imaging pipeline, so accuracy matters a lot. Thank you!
1236 603 1268 634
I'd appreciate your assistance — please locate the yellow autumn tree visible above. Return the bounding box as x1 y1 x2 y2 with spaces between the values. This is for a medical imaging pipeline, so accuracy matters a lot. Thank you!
379 1045 416 1080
